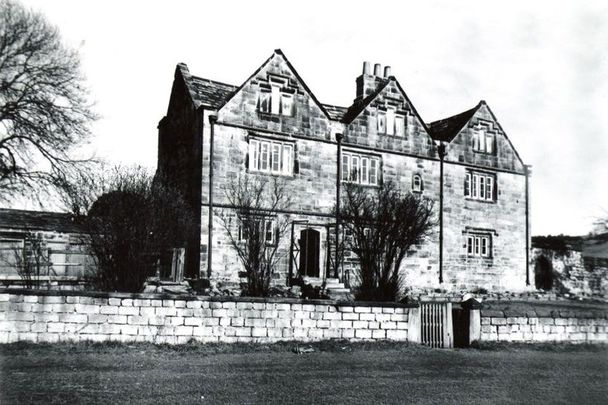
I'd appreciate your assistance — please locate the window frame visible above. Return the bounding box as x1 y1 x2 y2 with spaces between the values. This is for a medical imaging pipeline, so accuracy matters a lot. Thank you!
465 170 496 202
341 151 381 186
466 232 492 258
473 126 495 154
248 137 295 176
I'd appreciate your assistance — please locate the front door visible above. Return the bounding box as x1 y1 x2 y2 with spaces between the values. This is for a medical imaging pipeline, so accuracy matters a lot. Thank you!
299 228 320 277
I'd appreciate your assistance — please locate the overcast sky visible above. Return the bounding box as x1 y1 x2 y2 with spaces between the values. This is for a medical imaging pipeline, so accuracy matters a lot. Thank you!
18 0 608 236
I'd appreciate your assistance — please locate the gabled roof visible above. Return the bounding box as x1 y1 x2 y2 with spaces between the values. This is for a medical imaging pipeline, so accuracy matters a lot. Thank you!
215 49 332 119
0 208 83 234
427 103 481 143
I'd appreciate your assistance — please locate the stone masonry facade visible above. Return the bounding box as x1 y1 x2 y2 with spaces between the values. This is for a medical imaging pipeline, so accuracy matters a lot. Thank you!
156 49 531 293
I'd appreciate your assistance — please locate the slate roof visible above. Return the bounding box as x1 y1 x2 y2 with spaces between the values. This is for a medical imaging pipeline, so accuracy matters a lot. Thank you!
0 208 82 234
322 104 348 121
188 76 238 109
427 103 480 143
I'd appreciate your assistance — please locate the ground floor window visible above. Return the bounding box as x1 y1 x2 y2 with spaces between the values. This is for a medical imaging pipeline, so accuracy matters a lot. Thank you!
466 233 492 258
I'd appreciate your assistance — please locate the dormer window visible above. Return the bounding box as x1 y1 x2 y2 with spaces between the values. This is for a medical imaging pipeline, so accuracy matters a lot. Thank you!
473 127 494 154
395 115 405 136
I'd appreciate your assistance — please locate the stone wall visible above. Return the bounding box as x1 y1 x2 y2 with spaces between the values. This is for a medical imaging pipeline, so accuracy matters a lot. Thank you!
479 303 608 343
0 290 417 345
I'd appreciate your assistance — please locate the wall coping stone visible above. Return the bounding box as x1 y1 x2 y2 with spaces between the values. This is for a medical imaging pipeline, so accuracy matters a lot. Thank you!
0 288 419 308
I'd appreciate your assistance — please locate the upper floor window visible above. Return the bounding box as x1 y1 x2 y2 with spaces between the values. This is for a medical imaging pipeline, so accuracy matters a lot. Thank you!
466 232 492 258
473 128 494 154
342 151 380 186
249 138 294 176
465 170 495 201
258 82 294 116
412 174 423 193
378 108 405 136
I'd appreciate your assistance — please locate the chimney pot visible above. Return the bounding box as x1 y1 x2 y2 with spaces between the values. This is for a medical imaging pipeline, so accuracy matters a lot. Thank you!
374 63 382 76
363 61 371 75
384 66 392 78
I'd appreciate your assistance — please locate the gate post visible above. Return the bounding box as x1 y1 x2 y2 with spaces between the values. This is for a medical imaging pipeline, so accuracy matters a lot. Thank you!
469 308 481 345
443 302 453 348
407 305 421 343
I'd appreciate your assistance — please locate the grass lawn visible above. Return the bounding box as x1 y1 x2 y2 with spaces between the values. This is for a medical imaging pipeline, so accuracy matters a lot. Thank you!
0 341 606 404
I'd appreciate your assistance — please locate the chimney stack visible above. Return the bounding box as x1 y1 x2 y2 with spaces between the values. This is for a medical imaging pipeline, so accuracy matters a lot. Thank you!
356 61 389 101
373 63 382 76
362 61 371 75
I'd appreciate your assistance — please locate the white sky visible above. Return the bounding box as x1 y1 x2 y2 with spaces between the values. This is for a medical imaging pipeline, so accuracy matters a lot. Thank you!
17 0 608 236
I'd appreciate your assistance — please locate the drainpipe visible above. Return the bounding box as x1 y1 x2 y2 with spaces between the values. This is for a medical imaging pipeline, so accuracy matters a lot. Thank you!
437 142 446 284
525 165 531 286
335 133 343 280
207 114 217 279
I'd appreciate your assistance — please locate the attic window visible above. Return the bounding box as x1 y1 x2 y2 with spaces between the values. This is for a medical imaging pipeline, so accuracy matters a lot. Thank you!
378 108 405 136
258 80 294 117
473 127 494 154
412 174 423 193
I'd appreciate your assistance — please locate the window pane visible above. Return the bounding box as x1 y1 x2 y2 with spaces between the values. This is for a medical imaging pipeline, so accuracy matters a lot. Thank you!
361 157 369 184
281 94 293 116
486 176 494 201
472 174 478 198
474 237 480 255
378 113 386 133
370 159 377 185
259 92 270 113
249 140 259 171
265 220 274 243
386 108 395 135
271 85 281 114
467 236 473 254
351 156 359 182
479 176 485 199
271 143 280 173
342 154 350 182
481 237 488 256
260 142 269 171
395 116 405 136
465 173 471 196
478 130 485 151
486 133 493 153
282 144 293 175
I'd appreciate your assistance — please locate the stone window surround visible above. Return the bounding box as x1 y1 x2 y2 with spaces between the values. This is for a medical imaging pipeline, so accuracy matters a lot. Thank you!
257 75 296 117
472 121 496 155
412 173 423 193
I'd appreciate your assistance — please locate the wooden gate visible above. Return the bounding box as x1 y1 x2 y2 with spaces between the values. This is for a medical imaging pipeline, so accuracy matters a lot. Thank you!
420 302 453 348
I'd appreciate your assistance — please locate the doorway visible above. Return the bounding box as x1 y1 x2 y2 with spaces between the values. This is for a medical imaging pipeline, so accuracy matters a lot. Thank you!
299 228 320 277
534 255 553 290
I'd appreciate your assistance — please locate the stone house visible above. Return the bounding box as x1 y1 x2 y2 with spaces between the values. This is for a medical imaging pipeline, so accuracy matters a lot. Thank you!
156 49 531 294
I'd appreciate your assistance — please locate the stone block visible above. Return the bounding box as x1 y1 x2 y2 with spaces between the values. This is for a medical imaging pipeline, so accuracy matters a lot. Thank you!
162 300 175 307
245 318 265 327
100 306 119 315
342 329 355 339
372 329 386 339
359 313 375 321
323 328 341 339
155 307 177 317
396 322 408 330
391 314 408 322
108 298 122 306
236 302 253 310
235 327 252 337
539 318 554 325
174 301 186 308
122 299 133 306
338 306 354 313
352 321 368 329
174 326 193 336
193 326 213 336
381 322 397 330
31 323 47 332
133 299 151 307
118 306 139 316
354 306 371 313
355 329 372 339
107 315 127 324
7 312 34 322
342 313 359 321
38 332 60 343
23 295 38 303
323 312 341 320
127 315 148 325
251 327 267 337
555 318 568 326
387 329 408 340
40 296 65 304
491 318 507 325
203 317 219 326
293 328 308 339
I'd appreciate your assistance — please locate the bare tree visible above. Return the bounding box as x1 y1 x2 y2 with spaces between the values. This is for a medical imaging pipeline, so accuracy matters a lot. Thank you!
64 165 194 293
6 231 50 289
0 0 96 202
216 176 291 297
339 181 435 301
